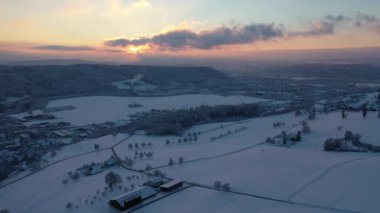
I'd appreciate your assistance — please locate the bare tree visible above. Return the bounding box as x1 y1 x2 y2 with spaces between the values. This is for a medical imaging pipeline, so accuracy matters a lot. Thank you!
214 181 221 190
105 171 122 188
66 202 73 209
362 104 368 119
94 144 100 150
222 183 231 191
168 158 175 166
178 157 184 165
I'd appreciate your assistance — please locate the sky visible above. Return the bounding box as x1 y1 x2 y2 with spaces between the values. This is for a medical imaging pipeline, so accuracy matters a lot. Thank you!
1 0 380 63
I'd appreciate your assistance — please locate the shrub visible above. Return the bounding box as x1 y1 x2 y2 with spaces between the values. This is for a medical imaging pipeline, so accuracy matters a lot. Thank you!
324 138 344 151
66 202 73 209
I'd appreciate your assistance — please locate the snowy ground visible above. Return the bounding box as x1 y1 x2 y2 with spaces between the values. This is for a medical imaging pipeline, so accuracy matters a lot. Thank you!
113 112 306 170
296 111 380 150
135 186 335 213
159 144 368 200
2 107 380 212
0 134 130 186
43 134 130 164
293 155 380 213
12 95 269 125
0 150 148 213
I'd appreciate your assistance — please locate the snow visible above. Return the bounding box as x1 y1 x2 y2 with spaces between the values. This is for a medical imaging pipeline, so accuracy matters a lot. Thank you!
135 186 333 213
293 155 380 213
43 134 129 163
0 150 147 213
3 103 380 212
113 112 306 170
158 145 366 200
13 95 268 125
296 111 380 150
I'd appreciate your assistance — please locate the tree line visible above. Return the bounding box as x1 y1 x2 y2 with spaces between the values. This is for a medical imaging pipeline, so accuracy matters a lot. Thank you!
123 104 263 136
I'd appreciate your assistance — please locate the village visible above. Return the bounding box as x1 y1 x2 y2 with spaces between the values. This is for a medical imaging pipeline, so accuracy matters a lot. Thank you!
0 105 130 181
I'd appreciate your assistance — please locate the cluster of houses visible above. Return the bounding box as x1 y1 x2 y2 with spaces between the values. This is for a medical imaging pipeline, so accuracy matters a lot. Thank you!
109 178 184 211
316 93 380 113
0 113 129 181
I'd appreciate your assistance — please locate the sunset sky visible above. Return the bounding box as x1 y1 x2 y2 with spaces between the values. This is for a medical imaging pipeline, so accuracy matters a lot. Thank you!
1 0 380 62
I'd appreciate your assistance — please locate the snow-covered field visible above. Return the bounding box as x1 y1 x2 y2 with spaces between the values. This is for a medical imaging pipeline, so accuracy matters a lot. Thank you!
43 134 130 164
159 144 368 200
13 95 269 125
3 104 380 213
114 112 306 170
0 134 130 186
297 111 380 149
293 155 380 213
0 150 148 213
135 186 334 213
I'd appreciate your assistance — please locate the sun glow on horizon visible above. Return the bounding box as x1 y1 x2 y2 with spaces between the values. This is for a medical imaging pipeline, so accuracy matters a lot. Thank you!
127 45 150 54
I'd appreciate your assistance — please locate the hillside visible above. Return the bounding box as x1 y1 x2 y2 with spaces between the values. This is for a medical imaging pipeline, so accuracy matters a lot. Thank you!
0 64 236 101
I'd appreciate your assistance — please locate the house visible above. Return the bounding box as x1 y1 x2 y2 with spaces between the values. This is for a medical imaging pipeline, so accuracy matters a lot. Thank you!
52 131 67 138
159 180 183 192
103 157 116 168
78 133 88 138
109 186 157 210
52 130 72 138
85 164 103 175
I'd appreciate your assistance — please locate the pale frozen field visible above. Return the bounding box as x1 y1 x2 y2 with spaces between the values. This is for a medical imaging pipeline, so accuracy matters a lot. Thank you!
296 111 380 150
135 186 333 213
293 155 380 213
114 112 306 170
159 144 367 201
18 94 269 125
0 149 147 213
43 133 130 164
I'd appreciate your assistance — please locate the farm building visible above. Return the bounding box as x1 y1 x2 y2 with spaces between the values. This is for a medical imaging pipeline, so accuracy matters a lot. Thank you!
85 164 103 175
52 130 72 138
109 186 157 210
103 157 116 168
143 177 168 188
160 180 183 192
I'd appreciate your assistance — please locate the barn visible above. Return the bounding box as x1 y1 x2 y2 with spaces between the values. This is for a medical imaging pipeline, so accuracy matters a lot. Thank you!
143 177 167 188
109 186 157 210
160 180 183 192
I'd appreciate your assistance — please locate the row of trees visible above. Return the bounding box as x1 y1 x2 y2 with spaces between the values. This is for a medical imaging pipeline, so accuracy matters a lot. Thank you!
125 104 263 135
324 131 380 152
209 126 248 142
128 142 153 149
168 157 185 166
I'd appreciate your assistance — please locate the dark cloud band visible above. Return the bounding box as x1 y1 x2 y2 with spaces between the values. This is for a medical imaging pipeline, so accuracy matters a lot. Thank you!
105 23 284 50
33 45 95 51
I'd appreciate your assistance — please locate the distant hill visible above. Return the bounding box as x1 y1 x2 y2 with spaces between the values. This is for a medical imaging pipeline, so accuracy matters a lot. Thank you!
244 63 380 81
0 64 235 101
5 59 104 66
